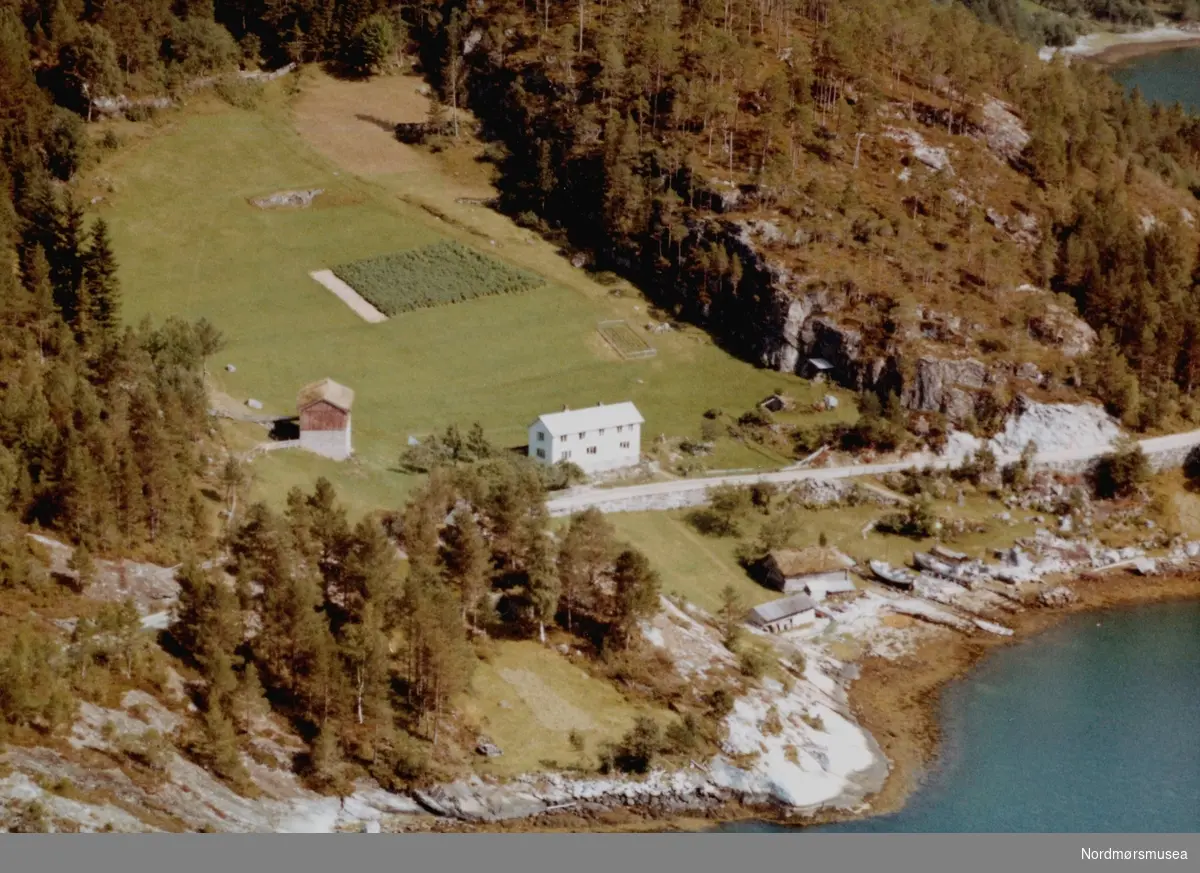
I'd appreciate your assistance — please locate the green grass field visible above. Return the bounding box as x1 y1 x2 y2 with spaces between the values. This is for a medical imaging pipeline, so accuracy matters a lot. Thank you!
607 486 1040 614
463 640 665 777
90 83 851 516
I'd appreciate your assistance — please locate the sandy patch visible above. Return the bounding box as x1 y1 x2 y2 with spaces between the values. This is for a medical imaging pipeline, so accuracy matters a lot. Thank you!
309 270 387 323
496 668 598 732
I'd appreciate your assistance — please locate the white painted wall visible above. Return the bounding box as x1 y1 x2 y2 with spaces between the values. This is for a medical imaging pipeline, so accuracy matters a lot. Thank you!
300 417 352 461
759 610 814 633
528 420 641 473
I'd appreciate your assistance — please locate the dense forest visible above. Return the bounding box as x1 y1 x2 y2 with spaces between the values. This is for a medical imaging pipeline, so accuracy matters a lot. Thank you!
396 0 1200 430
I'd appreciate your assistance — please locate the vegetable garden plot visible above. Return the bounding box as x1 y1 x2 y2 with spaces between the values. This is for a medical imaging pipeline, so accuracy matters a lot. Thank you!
597 320 657 360
331 240 544 315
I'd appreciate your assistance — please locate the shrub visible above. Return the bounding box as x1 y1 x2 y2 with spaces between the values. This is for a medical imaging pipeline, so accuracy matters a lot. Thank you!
701 484 754 536
568 729 585 753
164 18 239 76
738 647 771 681
45 107 90 180
707 687 735 719
665 712 705 754
604 715 663 774
749 482 777 511
1092 440 1150 499
877 497 939 538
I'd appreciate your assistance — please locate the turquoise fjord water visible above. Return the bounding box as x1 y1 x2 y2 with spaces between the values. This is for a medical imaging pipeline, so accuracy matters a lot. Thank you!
1113 47 1200 111
717 601 1200 832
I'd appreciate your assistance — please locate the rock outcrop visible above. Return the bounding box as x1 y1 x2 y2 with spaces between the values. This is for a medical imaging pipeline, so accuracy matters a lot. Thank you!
1027 303 1097 358
901 357 989 421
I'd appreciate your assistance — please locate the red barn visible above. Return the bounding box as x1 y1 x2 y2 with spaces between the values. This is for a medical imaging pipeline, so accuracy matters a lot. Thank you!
297 378 354 460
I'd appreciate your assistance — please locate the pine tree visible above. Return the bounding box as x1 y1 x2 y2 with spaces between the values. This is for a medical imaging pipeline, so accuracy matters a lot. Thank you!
67 543 97 591
717 584 744 650
51 194 85 329
440 505 490 631
84 218 120 346
201 697 248 785
607 547 660 649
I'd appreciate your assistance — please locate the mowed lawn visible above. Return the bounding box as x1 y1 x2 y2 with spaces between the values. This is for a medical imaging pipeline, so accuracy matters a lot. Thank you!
92 90 839 515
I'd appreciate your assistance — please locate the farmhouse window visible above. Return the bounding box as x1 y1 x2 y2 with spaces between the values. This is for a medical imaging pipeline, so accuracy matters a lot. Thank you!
620 441 630 449
537 432 545 441
536 449 546 459
578 432 585 439
586 447 597 455
559 435 567 442
599 429 605 435
562 451 571 459
617 425 624 432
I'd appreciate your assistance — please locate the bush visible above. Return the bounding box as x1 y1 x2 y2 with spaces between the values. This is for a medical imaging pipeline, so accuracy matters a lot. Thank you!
347 13 398 75
45 107 90 181
876 497 939 538
738 647 771 681
369 730 431 789
707 687 735 719
538 460 588 491
665 712 706 754
1092 441 1150 499
164 18 240 76
749 482 777 511
695 484 753 537
608 715 663 774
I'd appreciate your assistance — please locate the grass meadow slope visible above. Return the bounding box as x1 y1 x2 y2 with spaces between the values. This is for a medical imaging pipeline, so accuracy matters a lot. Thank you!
86 71 850 516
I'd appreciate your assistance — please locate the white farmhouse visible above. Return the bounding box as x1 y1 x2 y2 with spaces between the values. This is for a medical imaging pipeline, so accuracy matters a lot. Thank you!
528 402 644 473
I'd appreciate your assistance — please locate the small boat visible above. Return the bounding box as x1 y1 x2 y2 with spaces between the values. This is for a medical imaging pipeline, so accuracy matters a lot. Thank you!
913 551 957 578
930 544 969 564
916 551 982 589
869 560 916 590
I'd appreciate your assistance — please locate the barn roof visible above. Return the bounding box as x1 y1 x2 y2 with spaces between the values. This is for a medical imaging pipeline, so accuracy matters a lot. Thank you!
533 402 644 436
748 593 816 625
298 378 355 412
767 547 855 578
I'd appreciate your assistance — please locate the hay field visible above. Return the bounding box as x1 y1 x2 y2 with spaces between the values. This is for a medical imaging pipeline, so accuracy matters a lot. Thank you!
88 72 845 516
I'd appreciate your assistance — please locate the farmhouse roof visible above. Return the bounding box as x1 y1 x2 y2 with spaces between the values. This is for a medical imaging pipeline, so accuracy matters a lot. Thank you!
806 358 834 370
533 402 644 436
767 546 855 578
748 593 816 625
298 378 355 412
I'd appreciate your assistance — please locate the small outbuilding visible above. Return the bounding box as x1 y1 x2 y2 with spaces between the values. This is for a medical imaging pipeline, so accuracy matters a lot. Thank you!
758 393 793 413
747 593 818 634
297 378 354 461
762 546 856 595
802 358 835 382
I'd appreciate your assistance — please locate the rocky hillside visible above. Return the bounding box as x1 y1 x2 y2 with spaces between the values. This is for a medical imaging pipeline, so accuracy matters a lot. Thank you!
405 0 1200 433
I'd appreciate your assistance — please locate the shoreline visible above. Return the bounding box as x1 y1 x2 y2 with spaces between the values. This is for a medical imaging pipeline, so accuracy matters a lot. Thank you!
1089 36 1200 66
1044 24 1200 66
402 570 1200 834
818 570 1200 828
